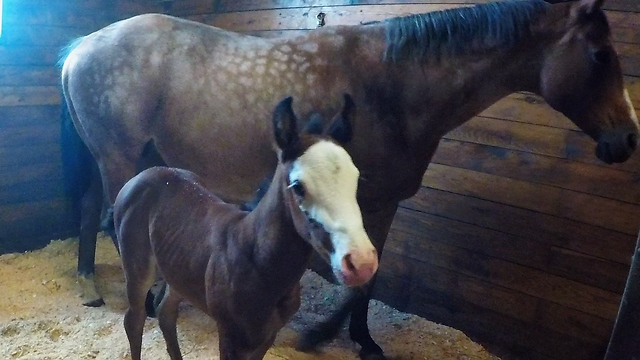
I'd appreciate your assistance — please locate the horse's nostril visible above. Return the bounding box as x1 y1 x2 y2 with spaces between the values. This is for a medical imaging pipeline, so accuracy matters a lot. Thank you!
343 254 356 272
627 133 638 150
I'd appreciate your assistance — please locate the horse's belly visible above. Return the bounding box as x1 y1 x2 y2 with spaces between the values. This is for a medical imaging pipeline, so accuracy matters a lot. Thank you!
154 132 278 203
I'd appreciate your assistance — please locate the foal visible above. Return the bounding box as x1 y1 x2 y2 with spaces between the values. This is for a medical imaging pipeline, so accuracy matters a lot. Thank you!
114 95 378 360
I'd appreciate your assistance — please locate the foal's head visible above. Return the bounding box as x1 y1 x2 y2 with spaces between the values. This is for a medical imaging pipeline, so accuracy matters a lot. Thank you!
271 95 378 287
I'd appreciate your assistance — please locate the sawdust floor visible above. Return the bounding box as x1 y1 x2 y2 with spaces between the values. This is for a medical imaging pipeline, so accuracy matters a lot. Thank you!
0 235 501 360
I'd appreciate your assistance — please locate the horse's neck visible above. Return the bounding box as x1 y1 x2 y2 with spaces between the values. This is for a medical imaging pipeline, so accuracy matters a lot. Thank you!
241 165 310 285
350 4 570 150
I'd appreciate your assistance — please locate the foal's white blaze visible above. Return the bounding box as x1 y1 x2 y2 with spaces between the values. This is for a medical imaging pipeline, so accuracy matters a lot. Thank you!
624 88 639 129
290 140 378 285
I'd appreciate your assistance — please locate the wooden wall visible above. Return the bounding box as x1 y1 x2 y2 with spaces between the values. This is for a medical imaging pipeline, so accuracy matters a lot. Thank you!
156 1 639 359
0 0 162 253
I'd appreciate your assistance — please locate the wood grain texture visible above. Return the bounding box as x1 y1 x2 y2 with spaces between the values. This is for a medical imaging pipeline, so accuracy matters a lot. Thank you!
403 187 636 264
433 139 640 204
390 207 630 292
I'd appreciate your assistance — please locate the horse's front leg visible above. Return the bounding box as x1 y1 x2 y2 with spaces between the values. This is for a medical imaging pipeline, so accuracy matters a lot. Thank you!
297 203 399 360
76 162 105 307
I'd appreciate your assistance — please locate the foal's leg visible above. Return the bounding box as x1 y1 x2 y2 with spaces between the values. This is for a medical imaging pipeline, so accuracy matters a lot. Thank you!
120 232 157 360
249 332 278 360
123 270 156 360
156 285 184 360
218 326 254 360
297 204 398 360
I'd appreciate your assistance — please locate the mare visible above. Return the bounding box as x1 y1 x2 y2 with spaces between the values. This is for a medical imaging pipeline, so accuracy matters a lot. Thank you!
60 0 639 358
114 95 378 360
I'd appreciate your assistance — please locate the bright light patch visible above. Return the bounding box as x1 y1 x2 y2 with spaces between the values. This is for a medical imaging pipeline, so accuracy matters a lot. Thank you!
0 0 3 37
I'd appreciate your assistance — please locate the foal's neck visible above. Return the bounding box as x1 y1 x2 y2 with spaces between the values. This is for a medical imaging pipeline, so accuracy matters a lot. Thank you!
242 164 310 286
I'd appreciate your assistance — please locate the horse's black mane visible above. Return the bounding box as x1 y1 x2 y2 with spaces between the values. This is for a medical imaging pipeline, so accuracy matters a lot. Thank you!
383 0 550 62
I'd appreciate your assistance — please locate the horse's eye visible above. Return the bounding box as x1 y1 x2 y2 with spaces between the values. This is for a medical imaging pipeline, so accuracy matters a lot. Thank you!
289 181 305 198
592 49 611 65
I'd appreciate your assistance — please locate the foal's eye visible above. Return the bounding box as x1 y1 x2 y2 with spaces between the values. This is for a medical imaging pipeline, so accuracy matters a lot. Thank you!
592 49 611 65
289 181 306 198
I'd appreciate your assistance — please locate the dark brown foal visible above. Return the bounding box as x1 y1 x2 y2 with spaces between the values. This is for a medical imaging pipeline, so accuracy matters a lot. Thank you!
114 95 378 360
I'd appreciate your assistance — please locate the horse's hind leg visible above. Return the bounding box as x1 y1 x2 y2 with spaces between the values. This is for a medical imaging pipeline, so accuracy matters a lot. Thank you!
156 285 184 360
77 162 105 307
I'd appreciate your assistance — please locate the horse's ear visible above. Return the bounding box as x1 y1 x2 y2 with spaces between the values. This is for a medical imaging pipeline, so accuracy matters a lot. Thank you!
272 96 299 152
304 113 324 135
326 93 355 144
576 0 605 15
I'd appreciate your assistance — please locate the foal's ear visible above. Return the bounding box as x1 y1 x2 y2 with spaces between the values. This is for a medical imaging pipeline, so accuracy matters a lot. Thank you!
326 93 355 144
576 0 605 15
272 96 299 152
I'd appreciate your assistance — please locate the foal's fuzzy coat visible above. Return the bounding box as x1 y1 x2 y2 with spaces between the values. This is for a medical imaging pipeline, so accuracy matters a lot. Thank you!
114 95 378 360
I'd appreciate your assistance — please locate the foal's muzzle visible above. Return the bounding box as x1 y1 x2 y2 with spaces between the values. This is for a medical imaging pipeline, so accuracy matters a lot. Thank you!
596 128 638 164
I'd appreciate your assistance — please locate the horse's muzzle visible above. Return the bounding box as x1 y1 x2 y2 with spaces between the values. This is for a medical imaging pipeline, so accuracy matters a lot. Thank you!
338 249 378 287
596 129 638 164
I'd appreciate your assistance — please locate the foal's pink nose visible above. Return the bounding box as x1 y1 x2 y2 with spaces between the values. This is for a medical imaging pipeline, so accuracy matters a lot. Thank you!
340 250 378 287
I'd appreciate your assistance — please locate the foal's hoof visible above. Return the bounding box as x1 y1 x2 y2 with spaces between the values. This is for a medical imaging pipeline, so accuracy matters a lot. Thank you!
83 297 106 307
78 275 105 307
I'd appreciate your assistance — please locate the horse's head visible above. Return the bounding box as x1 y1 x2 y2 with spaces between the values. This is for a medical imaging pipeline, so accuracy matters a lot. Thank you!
540 0 638 163
271 94 378 287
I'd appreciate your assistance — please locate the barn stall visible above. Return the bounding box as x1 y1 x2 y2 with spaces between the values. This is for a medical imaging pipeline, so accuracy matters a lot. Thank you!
0 0 639 359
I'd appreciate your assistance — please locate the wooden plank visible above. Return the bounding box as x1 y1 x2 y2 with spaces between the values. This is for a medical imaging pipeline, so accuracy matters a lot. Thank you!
0 162 63 187
381 251 615 344
401 187 636 265
190 4 466 31
0 46 62 66
617 42 640 77
548 246 629 294
604 0 640 13
170 0 216 16
380 251 539 323
3 0 106 10
479 92 579 130
0 66 60 86
386 229 621 319
390 208 629 292
115 0 163 18
404 283 607 360
445 116 640 173
0 198 69 224
607 10 640 44
0 123 60 147
421 163 640 235
432 139 640 204
1 6 111 27
0 207 77 253
0 180 66 205
0 144 61 168
0 24 98 47
0 105 61 128
535 299 615 344
0 86 60 106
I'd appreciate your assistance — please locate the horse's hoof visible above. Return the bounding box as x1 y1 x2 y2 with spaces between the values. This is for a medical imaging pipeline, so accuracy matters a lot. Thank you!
83 297 106 307
359 349 387 360
295 329 324 352
78 274 104 307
